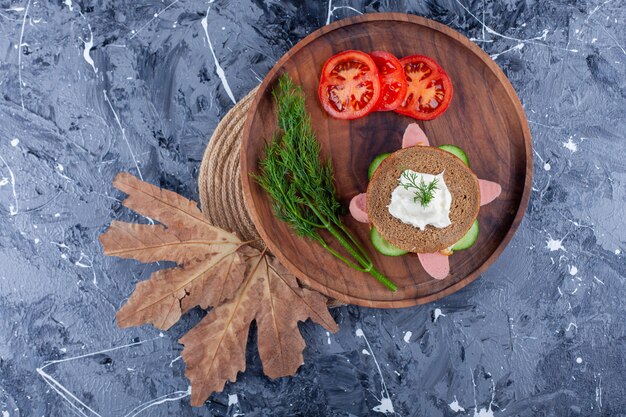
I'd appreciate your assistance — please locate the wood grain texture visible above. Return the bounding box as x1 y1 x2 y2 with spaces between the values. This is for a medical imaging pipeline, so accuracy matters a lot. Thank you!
240 13 533 308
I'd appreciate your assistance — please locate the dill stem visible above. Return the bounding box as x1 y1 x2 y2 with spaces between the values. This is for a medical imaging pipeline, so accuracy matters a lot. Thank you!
367 268 398 292
325 224 397 291
333 220 371 261
305 196 397 292
303 195 366 267
313 235 366 272
293 209 325 229
275 182 325 229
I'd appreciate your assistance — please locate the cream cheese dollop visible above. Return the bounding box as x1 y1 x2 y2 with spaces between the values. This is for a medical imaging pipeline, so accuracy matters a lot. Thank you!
388 170 452 230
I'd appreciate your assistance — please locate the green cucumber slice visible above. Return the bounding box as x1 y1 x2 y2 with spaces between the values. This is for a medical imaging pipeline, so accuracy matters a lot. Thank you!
370 226 408 256
368 153 391 180
438 144 470 167
452 219 479 251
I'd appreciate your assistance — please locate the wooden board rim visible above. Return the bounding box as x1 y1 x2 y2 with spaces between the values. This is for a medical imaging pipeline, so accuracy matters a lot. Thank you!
240 12 533 308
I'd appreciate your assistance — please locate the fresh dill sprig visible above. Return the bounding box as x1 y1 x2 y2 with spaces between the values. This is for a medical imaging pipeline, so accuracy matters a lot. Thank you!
400 171 440 207
252 74 397 291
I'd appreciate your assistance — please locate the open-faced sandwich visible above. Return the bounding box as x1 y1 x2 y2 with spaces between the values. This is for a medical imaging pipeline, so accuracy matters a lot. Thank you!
349 123 502 280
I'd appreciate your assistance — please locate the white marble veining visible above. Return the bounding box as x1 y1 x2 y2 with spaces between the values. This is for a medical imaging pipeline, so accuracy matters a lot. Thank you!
356 328 395 415
449 396 465 412
201 6 236 105
80 16 98 75
103 90 144 180
325 0 362 25
17 0 31 111
0 153 19 215
36 335 190 416
129 0 181 40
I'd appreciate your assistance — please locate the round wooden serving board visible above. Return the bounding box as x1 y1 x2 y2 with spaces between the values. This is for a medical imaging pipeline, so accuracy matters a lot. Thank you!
240 13 532 308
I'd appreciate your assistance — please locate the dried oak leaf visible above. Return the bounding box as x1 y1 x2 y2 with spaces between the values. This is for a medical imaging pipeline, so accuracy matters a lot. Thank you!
100 173 339 406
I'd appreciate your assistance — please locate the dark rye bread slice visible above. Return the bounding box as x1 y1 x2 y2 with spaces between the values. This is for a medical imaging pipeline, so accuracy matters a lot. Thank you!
366 146 480 253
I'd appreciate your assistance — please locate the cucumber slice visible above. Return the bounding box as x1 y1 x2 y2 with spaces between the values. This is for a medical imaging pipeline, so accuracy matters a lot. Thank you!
370 226 408 256
368 153 391 180
452 219 479 251
438 144 470 167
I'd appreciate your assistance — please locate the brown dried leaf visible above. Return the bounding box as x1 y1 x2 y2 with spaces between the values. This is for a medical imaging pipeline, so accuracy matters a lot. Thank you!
100 221 239 264
115 252 247 330
99 173 247 329
181 247 338 406
100 173 339 407
112 172 214 233
255 251 338 378
100 173 242 264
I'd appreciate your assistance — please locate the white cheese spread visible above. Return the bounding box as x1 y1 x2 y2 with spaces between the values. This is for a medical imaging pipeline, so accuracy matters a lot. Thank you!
388 170 452 230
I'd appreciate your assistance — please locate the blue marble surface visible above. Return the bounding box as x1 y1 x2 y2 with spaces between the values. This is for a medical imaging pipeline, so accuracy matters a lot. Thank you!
1 0 625 416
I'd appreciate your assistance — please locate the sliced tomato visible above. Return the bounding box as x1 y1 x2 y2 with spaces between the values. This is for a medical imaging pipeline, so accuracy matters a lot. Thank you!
395 55 453 121
318 50 381 120
369 51 407 111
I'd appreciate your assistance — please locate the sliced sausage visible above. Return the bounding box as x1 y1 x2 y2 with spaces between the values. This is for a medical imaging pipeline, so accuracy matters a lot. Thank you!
417 252 450 280
349 193 369 223
478 179 502 206
402 123 430 148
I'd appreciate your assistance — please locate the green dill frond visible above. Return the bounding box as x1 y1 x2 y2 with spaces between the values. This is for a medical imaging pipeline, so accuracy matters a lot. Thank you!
400 171 440 207
252 73 397 291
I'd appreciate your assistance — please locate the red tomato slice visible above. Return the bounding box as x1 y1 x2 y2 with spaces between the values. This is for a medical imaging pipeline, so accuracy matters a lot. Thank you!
318 50 381 120
369 51 407 111
395 55 453 121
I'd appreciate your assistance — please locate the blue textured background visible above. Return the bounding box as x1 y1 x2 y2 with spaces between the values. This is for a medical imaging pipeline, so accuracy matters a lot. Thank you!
1 0 625 416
